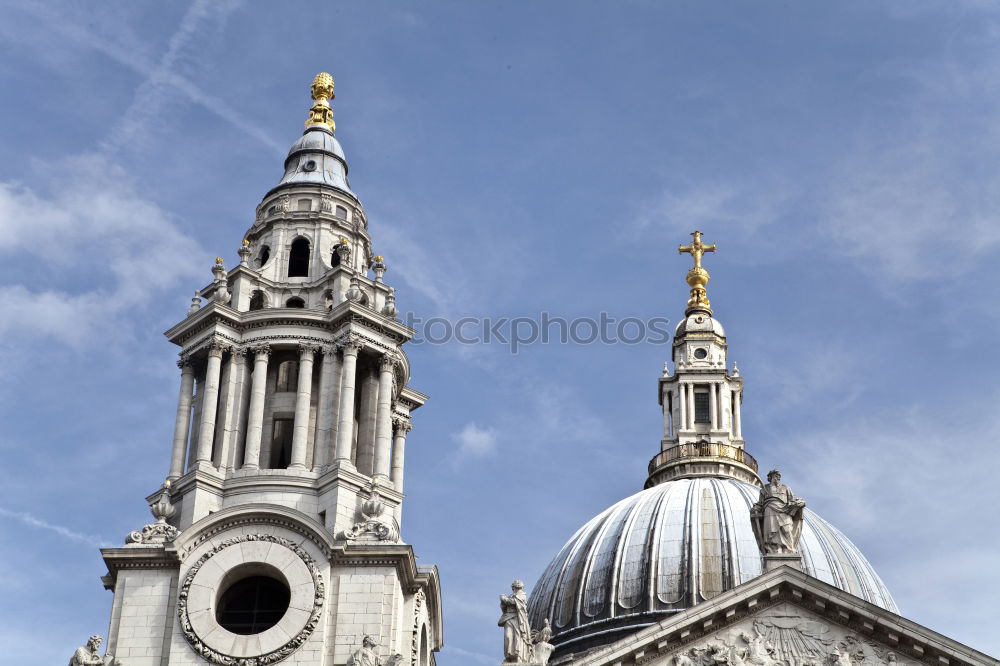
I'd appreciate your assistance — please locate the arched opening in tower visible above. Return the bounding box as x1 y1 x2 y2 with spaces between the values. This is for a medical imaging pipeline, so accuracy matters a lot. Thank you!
288 238 310 277
249 290 266 311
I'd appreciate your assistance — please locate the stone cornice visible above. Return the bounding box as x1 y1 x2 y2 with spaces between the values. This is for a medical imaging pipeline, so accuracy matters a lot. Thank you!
398 386 429 411
100 545 181 587
567 567 998 666
165 301 414 353
161 464 405 506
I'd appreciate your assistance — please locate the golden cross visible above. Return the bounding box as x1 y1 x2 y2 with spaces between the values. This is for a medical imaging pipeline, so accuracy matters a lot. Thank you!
678 231 716 270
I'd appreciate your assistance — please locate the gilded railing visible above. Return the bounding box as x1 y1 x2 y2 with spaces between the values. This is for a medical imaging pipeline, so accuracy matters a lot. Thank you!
648 441 758 474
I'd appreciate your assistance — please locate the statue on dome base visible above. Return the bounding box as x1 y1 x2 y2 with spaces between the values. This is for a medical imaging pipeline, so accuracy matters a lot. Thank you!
751 469 806 556
68 636 120 666
498 581 555 665
499 580 532 663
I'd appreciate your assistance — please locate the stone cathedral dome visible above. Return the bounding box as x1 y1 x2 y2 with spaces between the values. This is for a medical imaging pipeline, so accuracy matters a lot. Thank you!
527 232 898 658
527 478 898 654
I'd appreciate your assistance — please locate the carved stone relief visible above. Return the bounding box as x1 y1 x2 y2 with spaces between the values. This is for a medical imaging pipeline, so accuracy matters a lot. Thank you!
647 605 912 666
337 479 400 542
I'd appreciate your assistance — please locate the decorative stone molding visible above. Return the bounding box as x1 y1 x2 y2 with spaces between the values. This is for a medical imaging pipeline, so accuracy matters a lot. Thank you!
177 533 324 665
345 274 365 303
172 507 334 559
411 588 425 665
336 239 352 264
188 291 202 316
126 482 179 546
298 343 322 355
337 481 400 542
382 287 398 319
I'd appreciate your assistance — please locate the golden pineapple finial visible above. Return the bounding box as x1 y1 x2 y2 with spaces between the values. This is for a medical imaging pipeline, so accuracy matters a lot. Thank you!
305 72 336 131
678 231 717 315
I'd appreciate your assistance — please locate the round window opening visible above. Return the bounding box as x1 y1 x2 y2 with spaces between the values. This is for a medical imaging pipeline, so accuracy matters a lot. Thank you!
216 574 290 635
693 348 708 359
303 159 317 172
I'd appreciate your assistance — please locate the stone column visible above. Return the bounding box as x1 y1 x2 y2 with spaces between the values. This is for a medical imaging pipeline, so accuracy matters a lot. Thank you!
678 385 687 433
372 353 398 481
313 345 339 470
390 415 412 493
168 356 195 479
243 344 271 470
686 383 695 430
195 340 226 465
186 376 203 471
289 344 318 470
662 387 671 439
734 390 743 439
709 382 718 430
220 348 249 470
334 336 362 464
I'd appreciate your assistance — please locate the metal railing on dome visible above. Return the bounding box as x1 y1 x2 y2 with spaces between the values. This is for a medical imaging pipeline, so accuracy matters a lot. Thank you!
648 441 758 474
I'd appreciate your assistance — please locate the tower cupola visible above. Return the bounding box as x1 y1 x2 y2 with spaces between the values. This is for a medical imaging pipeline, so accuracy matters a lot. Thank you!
650 231 757 487
271 74 354 198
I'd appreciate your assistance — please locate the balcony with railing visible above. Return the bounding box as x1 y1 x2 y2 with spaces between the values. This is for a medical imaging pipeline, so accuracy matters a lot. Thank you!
647 441 758 476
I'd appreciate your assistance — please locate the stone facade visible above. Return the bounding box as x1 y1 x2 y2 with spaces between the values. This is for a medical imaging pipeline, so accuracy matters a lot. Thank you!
95 74 442 666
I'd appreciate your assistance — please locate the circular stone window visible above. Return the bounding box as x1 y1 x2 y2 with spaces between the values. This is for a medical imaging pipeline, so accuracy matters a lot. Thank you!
178 534 324 664
303 159 317 172
216 568 290 635
693 348 708 359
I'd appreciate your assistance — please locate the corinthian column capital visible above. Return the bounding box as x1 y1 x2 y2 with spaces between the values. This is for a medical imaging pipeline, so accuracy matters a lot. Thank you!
249 342 272 357
336 333 364 354
206 337 230 357
379 352 400 372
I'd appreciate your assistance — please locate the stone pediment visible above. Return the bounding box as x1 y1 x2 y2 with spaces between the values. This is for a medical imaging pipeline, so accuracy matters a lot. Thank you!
561 567 996 666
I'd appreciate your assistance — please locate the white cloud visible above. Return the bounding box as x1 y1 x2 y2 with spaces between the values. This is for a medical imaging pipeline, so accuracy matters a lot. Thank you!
821 140 1000 283
630 180 790 244
452 422 498 460
0 508 112 548
2 0 283 157
0 152 206 345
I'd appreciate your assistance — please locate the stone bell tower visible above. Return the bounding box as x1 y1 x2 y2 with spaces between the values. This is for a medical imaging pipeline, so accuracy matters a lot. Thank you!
648 231 758 488
96 73 442 666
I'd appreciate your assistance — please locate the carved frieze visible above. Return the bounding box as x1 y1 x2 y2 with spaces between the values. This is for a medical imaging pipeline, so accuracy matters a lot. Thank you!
649 606 914 666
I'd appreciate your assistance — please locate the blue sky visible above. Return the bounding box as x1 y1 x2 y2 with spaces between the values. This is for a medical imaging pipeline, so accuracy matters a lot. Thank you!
1 1 999 663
